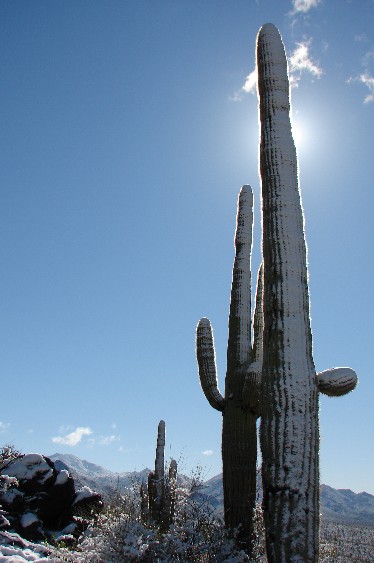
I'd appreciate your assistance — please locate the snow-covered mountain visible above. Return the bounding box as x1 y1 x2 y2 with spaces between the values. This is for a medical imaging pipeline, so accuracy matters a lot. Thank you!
321 484 374 525
50 453 151 495
50 453 374 526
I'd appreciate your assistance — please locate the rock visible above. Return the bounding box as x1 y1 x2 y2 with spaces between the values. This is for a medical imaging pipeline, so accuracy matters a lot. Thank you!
73 485 103 517
0 452 103 543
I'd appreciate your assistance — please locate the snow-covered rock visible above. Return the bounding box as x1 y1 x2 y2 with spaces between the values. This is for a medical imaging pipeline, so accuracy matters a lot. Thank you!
0 454 102 543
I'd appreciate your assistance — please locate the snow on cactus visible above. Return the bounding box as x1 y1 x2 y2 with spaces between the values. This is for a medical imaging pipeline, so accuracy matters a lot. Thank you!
257 23 357 562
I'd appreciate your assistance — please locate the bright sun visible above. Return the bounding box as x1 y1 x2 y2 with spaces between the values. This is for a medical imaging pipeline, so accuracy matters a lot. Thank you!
291 117 305 150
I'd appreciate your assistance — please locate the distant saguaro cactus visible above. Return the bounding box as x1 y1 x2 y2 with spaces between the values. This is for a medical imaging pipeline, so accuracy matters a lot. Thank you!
257 23 357 561
140 420 177 531
196 187 263 552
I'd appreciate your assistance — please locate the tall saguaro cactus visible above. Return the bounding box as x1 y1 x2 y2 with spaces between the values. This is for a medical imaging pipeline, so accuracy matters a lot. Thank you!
196 187 263 551
257 23 357 561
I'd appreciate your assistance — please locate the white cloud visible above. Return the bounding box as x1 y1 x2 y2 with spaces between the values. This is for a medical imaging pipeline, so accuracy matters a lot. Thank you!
52 426 93 446
289 41 323 87
242 69 257 95
291 0 321 13
0 422 10 433
96 435 120 446
231 39 322 101
229 69 257 101
363 49 374 67
354 33 368 43
202 449 213 456
348 73 374 103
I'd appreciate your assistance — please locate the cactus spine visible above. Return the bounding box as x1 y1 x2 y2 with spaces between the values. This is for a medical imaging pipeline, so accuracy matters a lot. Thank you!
196 187 263 552
257 23 357 561
140 420 177 531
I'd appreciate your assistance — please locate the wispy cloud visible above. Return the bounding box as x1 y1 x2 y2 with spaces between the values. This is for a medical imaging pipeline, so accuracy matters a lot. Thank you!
91 434 120 446
231 40 322 101
348 41 374 104
0 422 10 433
289 41 323 87
354 33 368 43
348 73 374 103
363 49 374 68
202 449 213 456
52 426 93 446
242 69 257 96
291 0 321 14
229 69 257 101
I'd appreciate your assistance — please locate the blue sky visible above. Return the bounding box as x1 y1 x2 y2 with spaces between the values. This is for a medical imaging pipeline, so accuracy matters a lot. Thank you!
1 0 373 494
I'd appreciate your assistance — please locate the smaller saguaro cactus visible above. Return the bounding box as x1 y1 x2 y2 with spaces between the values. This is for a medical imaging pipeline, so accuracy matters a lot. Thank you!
140 420 177 531
196 186 264 554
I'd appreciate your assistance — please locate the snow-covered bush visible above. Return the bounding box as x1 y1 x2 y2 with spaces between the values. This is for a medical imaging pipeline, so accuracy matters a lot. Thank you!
0 444 22 470
0 445 20 531
53 472 266 562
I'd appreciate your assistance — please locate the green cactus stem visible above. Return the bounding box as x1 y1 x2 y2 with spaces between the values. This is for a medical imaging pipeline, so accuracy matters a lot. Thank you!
257 23 357 562
196 186 263 553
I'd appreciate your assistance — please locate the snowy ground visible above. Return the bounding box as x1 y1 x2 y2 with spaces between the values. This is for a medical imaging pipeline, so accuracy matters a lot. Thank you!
0 532 55 562
1 522 374 562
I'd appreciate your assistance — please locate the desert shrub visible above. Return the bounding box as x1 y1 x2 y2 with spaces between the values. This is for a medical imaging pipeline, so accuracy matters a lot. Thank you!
52 466 374 563
0 444 21 530
52 469 266 562
0 444 22 469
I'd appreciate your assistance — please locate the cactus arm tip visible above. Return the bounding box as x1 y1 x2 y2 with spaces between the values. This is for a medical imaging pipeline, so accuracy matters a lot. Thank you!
317 367 358 397
242 362 262 415
196 317 225 412
257 23 284 54
259 22 280 36
239 184 253 201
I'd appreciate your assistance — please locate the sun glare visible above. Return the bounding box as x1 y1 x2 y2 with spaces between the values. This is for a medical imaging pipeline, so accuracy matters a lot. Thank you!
291 117 305 151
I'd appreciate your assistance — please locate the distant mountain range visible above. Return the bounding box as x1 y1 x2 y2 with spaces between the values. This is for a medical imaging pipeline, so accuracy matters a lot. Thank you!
50 453 374 526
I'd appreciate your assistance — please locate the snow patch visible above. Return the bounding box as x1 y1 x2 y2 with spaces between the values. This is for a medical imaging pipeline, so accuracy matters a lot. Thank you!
3 455 53 484
73 485 95 505
20 513 39 529
54 470 69 486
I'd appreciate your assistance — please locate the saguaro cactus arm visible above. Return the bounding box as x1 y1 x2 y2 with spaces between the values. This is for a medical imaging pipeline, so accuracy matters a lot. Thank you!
317 367 357 396
242 263 263 414
226 185 253 382
196 318 225 411
251 262 264 367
